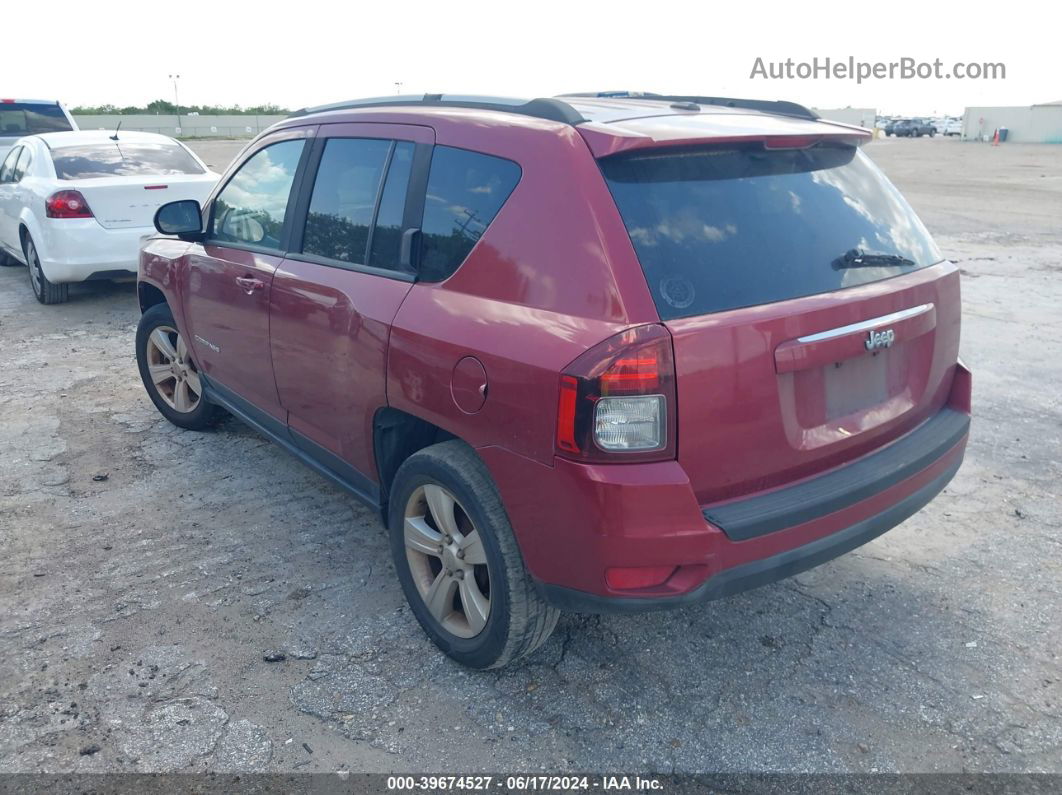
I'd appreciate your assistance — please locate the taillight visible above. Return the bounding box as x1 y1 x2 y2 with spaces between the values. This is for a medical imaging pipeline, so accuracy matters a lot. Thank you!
46 190 93 219
555 324 677 462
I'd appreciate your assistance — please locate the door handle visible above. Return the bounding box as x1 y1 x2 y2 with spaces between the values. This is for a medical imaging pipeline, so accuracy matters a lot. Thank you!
235 276 265 294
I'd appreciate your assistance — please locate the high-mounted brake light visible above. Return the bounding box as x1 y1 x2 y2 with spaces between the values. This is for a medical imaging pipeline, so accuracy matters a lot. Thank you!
555 324 677 462
46 190 93 219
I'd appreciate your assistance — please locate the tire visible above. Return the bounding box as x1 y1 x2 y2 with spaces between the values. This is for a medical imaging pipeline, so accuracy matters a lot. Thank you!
388 440 560 669
24 235 68 304
135 302 220 431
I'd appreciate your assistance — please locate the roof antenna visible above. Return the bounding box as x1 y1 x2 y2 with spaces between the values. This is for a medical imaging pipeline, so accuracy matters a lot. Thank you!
110 121 122 141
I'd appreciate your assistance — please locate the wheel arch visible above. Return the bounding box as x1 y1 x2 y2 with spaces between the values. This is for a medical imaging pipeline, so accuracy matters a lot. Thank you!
373 407 460 521
138 281 168 313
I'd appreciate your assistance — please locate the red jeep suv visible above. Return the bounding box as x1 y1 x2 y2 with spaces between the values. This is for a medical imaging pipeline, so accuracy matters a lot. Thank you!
136 93 971 669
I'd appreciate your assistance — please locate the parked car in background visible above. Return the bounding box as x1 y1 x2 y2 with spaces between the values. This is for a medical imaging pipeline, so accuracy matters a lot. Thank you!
888 118 937 138
136 93 970 669
0 130 218 304
0 99 77 163
940 117 963 137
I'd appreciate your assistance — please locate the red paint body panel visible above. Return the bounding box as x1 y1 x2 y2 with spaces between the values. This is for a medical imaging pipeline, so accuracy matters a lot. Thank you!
388 285 630 465
269 258 413 479
182 245 286 420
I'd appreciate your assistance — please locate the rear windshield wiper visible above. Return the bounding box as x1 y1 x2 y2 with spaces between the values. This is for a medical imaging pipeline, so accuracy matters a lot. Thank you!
834 248 916 269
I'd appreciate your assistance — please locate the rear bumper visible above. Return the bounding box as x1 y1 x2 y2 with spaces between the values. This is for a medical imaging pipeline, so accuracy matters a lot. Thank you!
539 447 963 613
482 364 972 614
36 220 147 283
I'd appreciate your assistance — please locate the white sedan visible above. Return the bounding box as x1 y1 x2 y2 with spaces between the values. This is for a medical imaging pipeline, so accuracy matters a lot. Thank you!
0 130 218 304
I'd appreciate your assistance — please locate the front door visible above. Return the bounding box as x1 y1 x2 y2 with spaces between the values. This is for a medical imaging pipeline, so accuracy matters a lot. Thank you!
269 123 433 489
180 131 312 422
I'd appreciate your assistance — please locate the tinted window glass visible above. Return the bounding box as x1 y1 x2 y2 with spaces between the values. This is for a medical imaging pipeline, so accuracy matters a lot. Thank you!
420 146 521 281
52 143 206 179
368 141 414 270
602 145 942 319
0 104 71 136
303 138 391 265
213 140 305 249
0 147 21 182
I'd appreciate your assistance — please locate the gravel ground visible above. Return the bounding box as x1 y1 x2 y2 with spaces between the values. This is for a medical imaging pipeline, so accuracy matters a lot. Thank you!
0 136 1059 775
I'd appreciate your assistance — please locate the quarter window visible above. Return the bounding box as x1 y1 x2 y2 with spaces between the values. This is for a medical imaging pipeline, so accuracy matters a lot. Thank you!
12 147 31 181
0 147 21 183
212 139 305 249
419 146 521 282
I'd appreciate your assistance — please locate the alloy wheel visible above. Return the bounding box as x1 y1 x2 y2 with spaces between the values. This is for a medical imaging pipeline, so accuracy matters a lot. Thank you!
404 483 491 638
145 325 202 413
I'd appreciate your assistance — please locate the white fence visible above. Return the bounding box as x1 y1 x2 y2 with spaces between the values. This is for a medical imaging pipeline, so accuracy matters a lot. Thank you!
72 114 288 139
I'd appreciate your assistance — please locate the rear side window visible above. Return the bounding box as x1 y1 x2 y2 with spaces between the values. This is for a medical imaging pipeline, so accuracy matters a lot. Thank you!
302 138 392 266
419 146 521 281
0 103 72 136
12 147 31 181
368 142 414 270
212 139 305 249
52 143 206 179
0 146 21 182
601 145 942 319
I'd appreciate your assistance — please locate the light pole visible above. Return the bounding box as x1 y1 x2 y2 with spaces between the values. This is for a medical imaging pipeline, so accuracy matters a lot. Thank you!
169 74 181 129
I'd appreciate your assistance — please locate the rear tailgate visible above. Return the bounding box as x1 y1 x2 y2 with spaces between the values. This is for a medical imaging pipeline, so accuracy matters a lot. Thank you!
598 129 960 507
667 265 960 504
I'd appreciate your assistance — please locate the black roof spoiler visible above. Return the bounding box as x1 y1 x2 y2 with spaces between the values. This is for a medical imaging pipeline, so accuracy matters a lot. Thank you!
559 92 819 121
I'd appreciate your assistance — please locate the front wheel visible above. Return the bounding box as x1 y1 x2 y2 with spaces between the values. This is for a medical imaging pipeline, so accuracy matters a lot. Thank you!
136 302 220 430
25 236 68 304
388 441 559 669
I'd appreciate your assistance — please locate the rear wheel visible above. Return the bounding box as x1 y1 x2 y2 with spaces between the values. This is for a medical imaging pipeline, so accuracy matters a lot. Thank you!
388 441 559 669
136 302 220 430
24 236 68 304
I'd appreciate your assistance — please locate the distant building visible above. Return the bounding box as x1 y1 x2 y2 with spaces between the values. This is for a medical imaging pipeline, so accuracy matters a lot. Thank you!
961 102 1062 143
812 107 876 129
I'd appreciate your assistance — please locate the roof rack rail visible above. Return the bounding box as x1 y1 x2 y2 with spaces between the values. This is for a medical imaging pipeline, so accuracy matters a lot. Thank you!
288 94 587 125
560 91 819 121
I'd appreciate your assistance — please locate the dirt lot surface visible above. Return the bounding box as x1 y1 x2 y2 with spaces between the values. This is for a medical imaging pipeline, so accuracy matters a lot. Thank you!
1 137 1059 775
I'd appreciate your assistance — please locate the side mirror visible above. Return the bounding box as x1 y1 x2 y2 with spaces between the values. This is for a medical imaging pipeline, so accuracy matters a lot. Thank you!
154 200 204 241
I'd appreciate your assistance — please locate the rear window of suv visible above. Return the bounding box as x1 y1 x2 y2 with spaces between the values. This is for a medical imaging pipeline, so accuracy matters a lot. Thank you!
52 143 205 179
0 103 72 136
601 144 942 319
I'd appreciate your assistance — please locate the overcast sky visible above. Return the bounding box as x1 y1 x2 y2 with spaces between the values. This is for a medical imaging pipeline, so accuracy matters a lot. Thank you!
11 0 1057 116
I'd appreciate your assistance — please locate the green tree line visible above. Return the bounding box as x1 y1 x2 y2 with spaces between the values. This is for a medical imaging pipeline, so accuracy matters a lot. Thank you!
70 99 289 115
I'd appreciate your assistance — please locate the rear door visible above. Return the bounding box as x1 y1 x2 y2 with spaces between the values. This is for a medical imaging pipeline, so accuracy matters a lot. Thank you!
179 128 313 422
600 141 960 505
269 122 433 490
